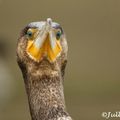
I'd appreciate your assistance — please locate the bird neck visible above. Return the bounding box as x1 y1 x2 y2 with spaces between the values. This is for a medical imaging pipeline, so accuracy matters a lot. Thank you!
24 72 69 120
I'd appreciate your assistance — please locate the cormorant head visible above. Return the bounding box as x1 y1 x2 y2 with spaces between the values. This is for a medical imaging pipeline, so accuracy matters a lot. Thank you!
17 18 68 72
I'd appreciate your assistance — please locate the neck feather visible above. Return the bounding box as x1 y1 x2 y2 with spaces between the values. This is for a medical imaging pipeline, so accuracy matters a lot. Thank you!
24 72 70 120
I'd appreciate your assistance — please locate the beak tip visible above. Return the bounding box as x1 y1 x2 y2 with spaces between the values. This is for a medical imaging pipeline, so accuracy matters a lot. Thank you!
47 18 52 26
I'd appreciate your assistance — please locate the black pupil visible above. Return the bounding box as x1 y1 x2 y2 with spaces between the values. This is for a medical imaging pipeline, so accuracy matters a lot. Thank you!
56 31 61 39
27 31 32 37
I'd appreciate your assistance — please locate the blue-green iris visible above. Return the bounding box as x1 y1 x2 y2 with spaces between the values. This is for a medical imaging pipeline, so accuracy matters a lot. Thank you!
56 31 62 40
27 31 33 37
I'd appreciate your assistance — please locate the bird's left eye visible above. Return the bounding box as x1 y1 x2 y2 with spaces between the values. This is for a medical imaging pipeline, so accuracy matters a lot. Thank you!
56 31 62 40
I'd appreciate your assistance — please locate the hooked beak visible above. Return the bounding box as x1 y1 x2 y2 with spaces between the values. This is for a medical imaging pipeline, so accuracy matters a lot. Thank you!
26 18 62 62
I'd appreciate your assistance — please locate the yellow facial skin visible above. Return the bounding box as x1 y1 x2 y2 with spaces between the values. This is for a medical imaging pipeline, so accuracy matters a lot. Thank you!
26 28 62 62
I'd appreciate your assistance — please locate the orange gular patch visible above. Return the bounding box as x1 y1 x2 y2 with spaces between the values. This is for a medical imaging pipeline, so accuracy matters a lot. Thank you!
26 36 62 62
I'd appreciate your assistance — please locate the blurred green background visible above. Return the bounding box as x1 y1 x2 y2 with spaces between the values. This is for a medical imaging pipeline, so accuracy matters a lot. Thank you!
0 0 120 120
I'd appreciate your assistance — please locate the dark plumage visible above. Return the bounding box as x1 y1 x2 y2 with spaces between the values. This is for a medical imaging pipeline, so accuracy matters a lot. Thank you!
16 18 72 120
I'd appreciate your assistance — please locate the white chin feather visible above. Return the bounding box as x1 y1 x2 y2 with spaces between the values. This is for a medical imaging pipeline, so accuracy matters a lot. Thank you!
57 116 72 120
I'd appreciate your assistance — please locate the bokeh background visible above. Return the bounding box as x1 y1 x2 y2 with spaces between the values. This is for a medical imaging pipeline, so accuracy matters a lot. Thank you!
0 0 120 120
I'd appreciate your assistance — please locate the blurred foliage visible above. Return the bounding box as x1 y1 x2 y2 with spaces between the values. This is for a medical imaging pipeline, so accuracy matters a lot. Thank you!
0 0 120 120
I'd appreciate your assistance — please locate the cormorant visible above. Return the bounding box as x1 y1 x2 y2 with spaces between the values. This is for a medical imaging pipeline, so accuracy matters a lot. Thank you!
16 18 72 120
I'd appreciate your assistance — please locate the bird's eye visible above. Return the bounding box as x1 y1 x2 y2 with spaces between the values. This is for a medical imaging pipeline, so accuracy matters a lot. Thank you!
26 30 33 37
56 31 62 40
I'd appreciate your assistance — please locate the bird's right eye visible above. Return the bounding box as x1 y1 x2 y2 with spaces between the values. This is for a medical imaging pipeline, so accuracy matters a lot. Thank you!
26 30 33 37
